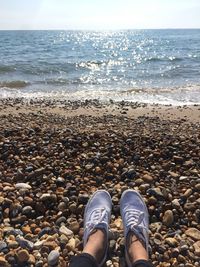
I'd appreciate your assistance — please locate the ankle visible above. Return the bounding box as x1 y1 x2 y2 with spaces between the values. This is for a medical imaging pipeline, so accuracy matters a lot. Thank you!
127 232 148 264
83 229 106 264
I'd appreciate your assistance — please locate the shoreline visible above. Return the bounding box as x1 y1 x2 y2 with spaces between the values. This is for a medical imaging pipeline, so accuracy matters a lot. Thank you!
0 98 200 123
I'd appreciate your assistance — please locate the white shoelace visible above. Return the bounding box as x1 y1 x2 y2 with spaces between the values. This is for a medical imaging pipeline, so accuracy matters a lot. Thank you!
85 208 108 233
124 209 148 251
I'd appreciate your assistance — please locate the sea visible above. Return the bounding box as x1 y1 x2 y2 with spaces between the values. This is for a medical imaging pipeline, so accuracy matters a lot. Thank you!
0 29 200 105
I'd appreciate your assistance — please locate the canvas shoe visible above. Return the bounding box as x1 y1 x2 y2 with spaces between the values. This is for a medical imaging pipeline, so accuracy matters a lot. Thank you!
120 189 149 267
83 190 112 266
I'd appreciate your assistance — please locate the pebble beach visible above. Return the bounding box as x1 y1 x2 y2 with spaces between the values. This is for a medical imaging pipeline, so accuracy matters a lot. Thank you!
0 98 200 267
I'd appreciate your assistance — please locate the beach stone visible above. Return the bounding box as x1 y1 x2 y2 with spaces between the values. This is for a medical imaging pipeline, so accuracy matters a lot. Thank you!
58 202 67 211
33 240 45 250
143 173 154 182
165 237 178 247
0 241 7 252
163 210 174 226
193 241 200 256
8 240 18 249
168 171 179 178
78 194 89 204
38 227 52 238
66 238 76 251
43 241 58 250
48 250 59 266
185 228 200 241
17 249 30 262
59 225 73 237
172 199 181 209
0 197 5 204
55 217 67 226
15 183 32 190
28 254 36 265
195 184 200 191
16 236 34 250
183 189 193 198
69 221 80 234
0 256 8 266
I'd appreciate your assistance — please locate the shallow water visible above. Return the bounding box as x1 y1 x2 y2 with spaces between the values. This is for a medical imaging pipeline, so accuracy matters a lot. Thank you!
0 29 200 104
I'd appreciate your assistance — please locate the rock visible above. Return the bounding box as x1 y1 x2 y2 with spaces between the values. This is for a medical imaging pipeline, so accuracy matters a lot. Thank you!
147 188 164 198
59 225 73 237
78 194 89 204
17 249 30 262
55 216 67 226
69 221 80 234
0 256 8 266
195 183 200 191
33 240 45 250
0 241 7 252
114 218 123 229
16 236 34 250
41 193 57 203
15 183 32 190
48 250 59 266
0 197 5 204
193 241 200 256
38 227 52 238
165 237 178 247
58 202 67 211
172 199 181 209
163 210 174 226
143 173 154 182
183 189 192 198
66 238 76 251
168 171 179 178
43 241 58 250
185 228 200 241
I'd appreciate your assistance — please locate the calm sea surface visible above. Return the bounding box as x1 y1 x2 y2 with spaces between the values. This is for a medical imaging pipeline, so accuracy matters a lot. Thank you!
0 30 200 104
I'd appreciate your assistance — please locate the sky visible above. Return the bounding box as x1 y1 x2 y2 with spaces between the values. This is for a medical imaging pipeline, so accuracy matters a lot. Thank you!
0 0 200 30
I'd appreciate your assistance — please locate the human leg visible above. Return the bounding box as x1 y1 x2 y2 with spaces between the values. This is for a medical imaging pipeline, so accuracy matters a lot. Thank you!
69 190 112 267
120 189 153 267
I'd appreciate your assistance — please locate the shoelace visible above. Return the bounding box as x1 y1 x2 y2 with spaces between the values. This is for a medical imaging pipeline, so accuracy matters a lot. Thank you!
85 208 108 234
124 209 148 251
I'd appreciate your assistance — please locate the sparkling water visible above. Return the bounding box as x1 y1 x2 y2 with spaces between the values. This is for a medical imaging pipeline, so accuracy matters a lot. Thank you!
0 29 200 104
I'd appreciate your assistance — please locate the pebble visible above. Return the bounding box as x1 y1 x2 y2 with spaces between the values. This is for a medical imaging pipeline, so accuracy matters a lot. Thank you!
185 228 200 241
0 241 7 252
15 183 32 190
193 241 200 256
163 210 174 226
17 249 30 262
59 225 73 237
0 256 8 266
48 250 60 266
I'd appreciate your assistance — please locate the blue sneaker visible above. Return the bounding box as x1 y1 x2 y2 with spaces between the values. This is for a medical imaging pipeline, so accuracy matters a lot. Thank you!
120 189 149 267
83 190 112 266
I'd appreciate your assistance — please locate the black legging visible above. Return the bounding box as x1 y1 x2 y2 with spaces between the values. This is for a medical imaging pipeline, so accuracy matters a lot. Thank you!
69 253 153 267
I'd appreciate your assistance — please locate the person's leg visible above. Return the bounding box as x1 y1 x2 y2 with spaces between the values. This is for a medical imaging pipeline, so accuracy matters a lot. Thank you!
120 189 153 267
69 190 112 267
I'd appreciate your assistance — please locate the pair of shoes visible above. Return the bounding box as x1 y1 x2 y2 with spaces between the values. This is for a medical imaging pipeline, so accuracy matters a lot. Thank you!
83 189 149 267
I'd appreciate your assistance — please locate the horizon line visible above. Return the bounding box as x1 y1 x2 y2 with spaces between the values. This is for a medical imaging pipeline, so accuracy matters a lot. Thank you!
0 27 200 31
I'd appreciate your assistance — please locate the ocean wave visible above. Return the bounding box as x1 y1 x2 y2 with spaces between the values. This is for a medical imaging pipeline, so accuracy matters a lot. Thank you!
145 56 183 62
0 80 30 89
0 65 16 73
